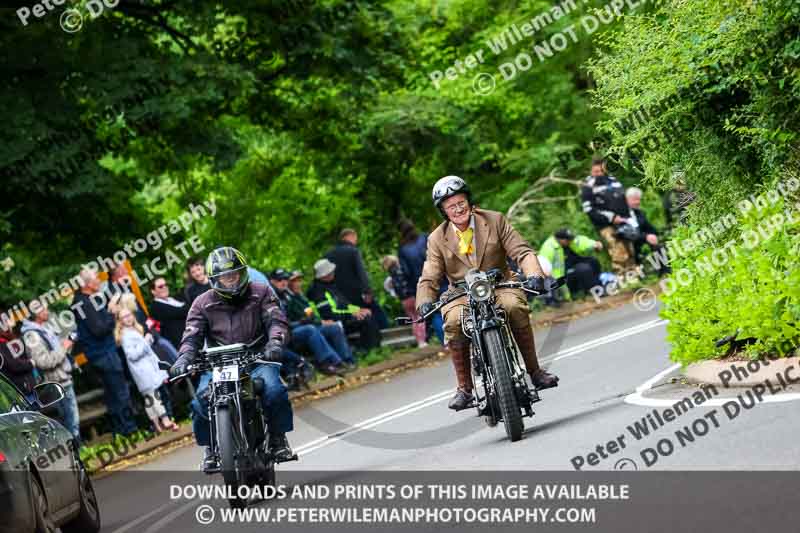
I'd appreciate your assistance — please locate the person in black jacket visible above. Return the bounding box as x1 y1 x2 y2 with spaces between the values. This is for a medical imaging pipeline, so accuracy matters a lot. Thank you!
72 269 138 436
184 256 211 305
307 259 381 352
149 277 190 350
581 158 636 276
107 263 179 366
269 268 350 375
381 255 427 347
325 229 389 329
626 187 671 276
0 319 37 403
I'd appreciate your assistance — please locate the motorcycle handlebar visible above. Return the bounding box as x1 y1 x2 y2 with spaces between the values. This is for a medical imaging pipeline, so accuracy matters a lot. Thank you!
164 349 274 383
397 276 566 324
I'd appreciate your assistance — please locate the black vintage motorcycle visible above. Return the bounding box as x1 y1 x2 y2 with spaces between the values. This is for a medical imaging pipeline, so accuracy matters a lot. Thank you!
168 337 297 508
402 269 563 442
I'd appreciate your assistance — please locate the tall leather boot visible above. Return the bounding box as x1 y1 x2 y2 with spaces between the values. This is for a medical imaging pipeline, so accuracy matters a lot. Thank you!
511 326 559 390
447 340 474 411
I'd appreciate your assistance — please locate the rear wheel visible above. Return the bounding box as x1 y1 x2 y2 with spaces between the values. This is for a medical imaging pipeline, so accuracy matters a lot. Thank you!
216 405 248 508
483 328 524 442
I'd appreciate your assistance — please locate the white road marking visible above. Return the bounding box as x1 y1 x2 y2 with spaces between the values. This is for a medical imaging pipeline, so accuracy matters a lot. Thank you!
296 318 668 456
625 364 800 406
110 502 175 533
294 389 453 454
141 499 201 533
550 319 667 361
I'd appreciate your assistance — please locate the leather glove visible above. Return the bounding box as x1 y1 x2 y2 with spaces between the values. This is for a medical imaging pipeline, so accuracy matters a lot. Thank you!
416 302 436 320
524 275 546 293
264 339 284 363
169 355 192 378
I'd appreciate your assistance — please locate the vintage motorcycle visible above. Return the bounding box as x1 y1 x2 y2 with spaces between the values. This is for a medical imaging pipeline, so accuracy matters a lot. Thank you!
168 337 297 508
402 269 564 442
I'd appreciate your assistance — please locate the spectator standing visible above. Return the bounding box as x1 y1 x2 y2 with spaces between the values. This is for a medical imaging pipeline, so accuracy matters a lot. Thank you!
381 255 427 347
538 228 603 301
117 292 178 366
398 220 443 343
72 269 137 437
397 220 428 292
325 229 389 329
626 187 671 276
107 263 179 364
106 262 146 323
307 259 381 352
0 318 37 403
581 158 636 276
21 304 80 440
149 277 190 351
184 256 211 305
115 307 178 433
285 270 356 367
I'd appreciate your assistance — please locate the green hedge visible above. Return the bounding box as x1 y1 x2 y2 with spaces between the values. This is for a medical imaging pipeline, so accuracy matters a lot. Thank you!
661 187 800 364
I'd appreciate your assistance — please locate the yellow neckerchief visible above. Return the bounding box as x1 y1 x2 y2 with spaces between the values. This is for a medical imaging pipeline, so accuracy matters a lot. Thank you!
454 227 475 256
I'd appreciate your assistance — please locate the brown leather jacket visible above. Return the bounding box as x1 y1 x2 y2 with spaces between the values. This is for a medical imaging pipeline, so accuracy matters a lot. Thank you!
416 208 544 308
178 282 289 363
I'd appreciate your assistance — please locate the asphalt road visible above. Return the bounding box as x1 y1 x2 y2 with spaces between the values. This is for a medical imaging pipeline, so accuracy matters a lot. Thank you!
92 302 800 532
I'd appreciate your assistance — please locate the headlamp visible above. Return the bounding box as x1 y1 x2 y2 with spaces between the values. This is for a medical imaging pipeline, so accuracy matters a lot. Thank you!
470 280 492 302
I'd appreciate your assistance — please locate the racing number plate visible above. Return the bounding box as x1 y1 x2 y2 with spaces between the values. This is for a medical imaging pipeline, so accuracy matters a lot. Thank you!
212 365 239 383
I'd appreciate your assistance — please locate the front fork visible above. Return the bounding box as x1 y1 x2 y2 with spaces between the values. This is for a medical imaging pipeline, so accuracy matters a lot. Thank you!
472 324 539 419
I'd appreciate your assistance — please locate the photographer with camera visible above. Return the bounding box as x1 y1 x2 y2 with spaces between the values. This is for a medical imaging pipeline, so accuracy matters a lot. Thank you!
580 158 636 276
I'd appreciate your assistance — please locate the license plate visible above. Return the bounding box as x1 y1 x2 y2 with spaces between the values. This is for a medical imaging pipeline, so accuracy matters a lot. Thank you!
212 365 239 383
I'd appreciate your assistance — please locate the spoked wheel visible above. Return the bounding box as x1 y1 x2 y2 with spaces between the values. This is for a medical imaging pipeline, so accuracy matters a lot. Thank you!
30 474 56 533
483 328 524 442
216 405 248 508
61 462 101 533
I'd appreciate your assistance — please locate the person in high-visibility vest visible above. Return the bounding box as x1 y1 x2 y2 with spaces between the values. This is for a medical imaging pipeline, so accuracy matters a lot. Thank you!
538 228 603 301
306 259 381 352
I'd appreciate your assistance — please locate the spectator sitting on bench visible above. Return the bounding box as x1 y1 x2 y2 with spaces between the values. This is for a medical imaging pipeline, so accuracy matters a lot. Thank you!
270 268 354 375
307 259 381 353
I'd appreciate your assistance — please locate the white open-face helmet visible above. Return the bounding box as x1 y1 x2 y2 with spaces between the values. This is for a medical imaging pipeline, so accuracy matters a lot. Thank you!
432 175 472 217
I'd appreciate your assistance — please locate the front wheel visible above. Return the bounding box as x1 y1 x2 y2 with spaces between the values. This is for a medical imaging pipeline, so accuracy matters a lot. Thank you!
483 328 524 442
61 462 101 533
216 405 248 508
